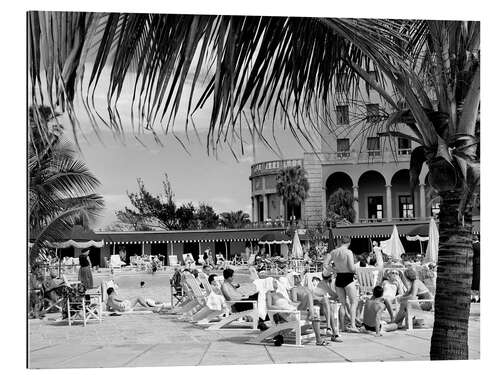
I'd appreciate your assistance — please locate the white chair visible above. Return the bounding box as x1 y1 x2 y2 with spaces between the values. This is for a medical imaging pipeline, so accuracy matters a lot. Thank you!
110 254 125 272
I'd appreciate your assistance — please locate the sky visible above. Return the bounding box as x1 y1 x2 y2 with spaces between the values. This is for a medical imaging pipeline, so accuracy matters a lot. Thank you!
52 60 319 230
75 127 306 229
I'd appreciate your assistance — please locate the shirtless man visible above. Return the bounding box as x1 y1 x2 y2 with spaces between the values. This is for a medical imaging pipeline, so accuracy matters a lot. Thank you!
323 236 359 332
290 274 329 346
310 271 342 341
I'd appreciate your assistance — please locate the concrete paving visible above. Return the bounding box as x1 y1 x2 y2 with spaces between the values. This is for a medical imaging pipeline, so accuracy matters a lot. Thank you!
29 308 480 368
29 270 480 368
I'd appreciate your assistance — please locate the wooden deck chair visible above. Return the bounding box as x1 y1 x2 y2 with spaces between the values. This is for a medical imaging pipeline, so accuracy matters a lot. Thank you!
405 298 435 331
247 310 316 346
356 268 380 297
198 273 213 294
110 255 124 272
40 283 65 314
67 290 102 327
205 300 259 331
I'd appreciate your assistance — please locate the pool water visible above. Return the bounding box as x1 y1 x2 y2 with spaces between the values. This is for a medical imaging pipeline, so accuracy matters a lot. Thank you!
92 269 251 303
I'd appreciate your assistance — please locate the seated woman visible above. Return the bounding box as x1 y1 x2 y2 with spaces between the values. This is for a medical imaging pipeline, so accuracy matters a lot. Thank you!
394 268 434 326
381 269 404 303
106 287 165 313
42 270 66 302
190 274 230 323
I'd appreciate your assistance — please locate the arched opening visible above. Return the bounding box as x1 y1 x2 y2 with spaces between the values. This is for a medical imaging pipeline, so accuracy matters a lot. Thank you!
358 171 386 222
391 169 414 220
325 172 354 203
325 172 354 222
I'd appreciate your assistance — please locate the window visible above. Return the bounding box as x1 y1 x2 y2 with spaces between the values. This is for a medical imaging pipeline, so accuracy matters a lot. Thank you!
366 103 380 122
431 202 440 218
336 138 350 158
368 196 384 221
399 195 414 219
336 74 348 92
336 105 350 125
397 137 412 155
367 137 381 157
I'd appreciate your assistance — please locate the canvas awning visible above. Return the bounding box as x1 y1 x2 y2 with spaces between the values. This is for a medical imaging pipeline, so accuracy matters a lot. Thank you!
100 228 286 245
329 218 480 239
258 232 292 245
29 225 104 248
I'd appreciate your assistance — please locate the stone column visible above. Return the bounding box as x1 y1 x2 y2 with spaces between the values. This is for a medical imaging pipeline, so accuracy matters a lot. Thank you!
263 194 269 221
353 185 359 223
385 184 392 221
252 197 257 222
419 184 426 219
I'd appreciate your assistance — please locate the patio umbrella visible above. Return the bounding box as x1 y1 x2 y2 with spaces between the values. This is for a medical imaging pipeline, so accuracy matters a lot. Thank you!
380 225 405 260
291 230 304 258
424 218 439 263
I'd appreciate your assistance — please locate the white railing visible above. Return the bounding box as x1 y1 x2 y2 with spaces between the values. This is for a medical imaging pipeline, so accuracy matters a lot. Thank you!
251 159 304 175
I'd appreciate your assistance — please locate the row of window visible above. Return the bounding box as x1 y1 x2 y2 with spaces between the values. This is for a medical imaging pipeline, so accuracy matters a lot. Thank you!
335 103 381 125
367 196 440 220
335 137 411 156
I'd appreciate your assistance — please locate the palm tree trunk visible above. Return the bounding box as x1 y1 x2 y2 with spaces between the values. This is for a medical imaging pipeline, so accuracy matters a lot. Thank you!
430 190 473 360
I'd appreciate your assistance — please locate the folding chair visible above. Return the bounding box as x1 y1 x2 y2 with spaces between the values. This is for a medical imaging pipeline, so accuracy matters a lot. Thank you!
247 310 316 346
67 290 102 327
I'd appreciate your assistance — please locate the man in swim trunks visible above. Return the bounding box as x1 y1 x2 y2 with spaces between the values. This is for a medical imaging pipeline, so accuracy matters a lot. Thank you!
323 236 359 332
106 287 164 312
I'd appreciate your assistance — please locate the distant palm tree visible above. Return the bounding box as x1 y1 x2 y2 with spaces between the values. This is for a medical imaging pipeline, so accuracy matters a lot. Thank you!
326 188 355 224
219 211 251 229
276 166 310 221
29 106 104 267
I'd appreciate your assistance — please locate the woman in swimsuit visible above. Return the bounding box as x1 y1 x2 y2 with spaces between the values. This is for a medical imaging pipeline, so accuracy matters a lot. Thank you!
382 269 404 302
323 236 358 332
394 268 434 326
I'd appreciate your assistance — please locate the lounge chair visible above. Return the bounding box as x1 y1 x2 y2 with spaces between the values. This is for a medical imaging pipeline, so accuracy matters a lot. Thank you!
109 254 125 272
404 298 435 331
247 309 317 346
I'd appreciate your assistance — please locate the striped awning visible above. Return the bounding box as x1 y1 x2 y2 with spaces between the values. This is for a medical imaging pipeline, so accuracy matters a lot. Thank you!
97 228 286 245
329 218 480 239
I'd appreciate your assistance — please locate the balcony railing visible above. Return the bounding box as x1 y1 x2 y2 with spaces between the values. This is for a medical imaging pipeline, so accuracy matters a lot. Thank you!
251 158 304 175
359 217 418 224
397 148 412 156
319 150 412 164
336 151 351 159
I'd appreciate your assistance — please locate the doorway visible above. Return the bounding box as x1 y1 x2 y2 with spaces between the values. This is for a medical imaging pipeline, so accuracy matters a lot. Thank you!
367 196 384 220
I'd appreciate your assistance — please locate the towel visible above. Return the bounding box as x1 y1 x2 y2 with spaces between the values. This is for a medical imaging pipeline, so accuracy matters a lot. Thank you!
253 277 274 320
277 277 292 302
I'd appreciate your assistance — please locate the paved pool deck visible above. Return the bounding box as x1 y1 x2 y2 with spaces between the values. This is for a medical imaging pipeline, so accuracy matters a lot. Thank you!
29 270 480 368
29 307 480 368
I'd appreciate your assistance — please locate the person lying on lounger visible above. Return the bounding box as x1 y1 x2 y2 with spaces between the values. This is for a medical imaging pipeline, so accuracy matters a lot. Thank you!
190 274 230 324
106 287 165 313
